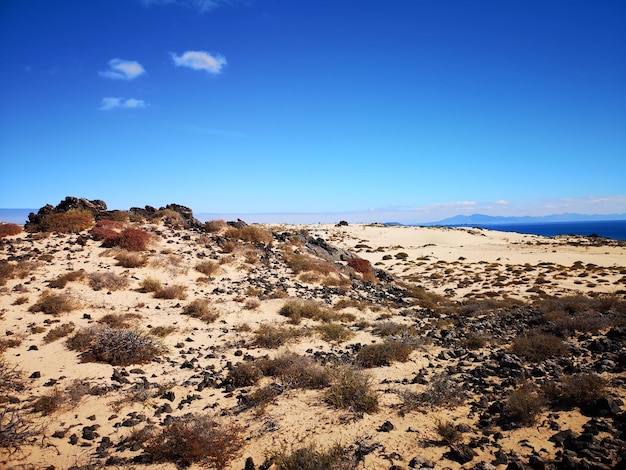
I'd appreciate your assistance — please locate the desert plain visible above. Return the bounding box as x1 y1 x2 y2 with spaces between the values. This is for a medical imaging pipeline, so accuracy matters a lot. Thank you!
1 199 625 470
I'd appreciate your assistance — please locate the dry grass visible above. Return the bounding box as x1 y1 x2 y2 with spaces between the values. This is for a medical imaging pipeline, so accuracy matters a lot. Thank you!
139 276 162 293
356 341 412 368
316 323 355 343
195 260 219 276
154 284 187 300
48 270 86 288
224 225 273 245
43 322 75 343
253 324 305 349
115 250 148 268
0 223 22 238
279 299 337 324
257 352 330 389
511 331 568 362
270 442 358 470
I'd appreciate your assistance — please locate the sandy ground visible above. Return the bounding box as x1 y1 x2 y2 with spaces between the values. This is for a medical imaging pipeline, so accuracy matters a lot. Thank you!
1 222 624 469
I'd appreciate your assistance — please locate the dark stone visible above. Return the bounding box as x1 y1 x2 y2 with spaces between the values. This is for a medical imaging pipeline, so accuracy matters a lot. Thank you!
29 371 41 379
378 421 394 432
244 457 256 470
448 444 478 464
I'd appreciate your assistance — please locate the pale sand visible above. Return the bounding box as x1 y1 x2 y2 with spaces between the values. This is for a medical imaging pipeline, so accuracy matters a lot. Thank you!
1 223 624 469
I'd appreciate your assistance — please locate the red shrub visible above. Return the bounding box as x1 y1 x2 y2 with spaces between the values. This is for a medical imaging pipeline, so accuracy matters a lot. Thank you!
91 220 124 246
117 228 151 251
0 223 22 238
347 258 372 274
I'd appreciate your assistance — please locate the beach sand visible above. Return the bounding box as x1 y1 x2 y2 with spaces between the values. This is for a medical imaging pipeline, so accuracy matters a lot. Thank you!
1 221 624 469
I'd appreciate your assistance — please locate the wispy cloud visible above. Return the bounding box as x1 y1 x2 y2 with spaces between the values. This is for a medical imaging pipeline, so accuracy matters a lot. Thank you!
171 51 226 74
140 0 236 13
99 59 146 80
99 97 148 110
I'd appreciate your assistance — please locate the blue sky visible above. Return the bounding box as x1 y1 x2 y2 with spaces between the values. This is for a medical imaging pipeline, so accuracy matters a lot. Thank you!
1 0 625 223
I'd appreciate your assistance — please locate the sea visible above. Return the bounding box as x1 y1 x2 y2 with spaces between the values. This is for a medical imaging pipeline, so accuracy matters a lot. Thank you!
448 220 626 241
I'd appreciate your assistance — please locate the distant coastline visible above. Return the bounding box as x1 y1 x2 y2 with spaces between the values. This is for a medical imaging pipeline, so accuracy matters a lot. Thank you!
441 220 626 241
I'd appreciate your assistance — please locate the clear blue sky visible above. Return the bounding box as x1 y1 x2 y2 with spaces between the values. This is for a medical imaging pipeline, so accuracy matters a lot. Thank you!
1 0 625 223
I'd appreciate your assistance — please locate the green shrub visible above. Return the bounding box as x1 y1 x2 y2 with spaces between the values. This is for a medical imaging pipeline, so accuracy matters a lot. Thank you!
143 414 243 469
325 366 379 413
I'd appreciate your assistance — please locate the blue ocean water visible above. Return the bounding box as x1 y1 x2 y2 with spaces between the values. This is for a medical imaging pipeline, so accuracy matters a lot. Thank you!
454 220 626 241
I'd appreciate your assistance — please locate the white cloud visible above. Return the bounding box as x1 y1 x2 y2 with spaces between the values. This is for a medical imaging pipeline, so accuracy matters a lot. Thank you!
171 51 226 74
100 97 148 110
140 0 234 13
99 59 146 80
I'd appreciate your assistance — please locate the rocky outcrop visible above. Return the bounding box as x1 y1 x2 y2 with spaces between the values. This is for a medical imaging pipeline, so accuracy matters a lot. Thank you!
26 196 107 230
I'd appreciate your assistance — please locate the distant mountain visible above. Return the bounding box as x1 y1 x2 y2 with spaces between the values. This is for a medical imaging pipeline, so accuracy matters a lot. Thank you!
428 213 626 226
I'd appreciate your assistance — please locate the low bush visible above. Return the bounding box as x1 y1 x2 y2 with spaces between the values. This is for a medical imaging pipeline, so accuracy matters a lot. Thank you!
347 258 377 283
95 224 152 251
205 219 227 232
325 366 379 413
224 362 262 388
0 409 43 455
154 284 187 300
117 228 152 251
88 272 129 291
48 270 86 288
399 373 464 411
115 251 148 268
139 277 162 293
150 325 177 337
0 261 38 286
254 324 304 349
356 341 412 368
224 225 273 245
43 322 75 343
0 223 22 238
283 251 337 276
270 442 357 470
195 260 219 276
67 325 165 366
98 313 140 328
143 414 243 469
316 323 355 343
436 421 462 445
555 373 608 407
31 387 66 415
257 352 330 389
28 291 79 315
38 209 94 233
279 299 336 324
505 382 544 426
511 331 568 362
182 299 218 322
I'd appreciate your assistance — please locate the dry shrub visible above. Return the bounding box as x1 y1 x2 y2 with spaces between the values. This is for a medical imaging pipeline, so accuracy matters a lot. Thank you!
372 322 419 338
511 331 568 362
205 219 227 233
436 421 462 445
88 272 129 291
48 270 86 288
154 284 187 300
325 366 379 413
98 313 140 328
0 261 38 286
0 358 26 400
224 362 262 388
279 299 337 324
400 373 464 411
43 322 75 343
38 209 94 233
195 260 219 276
506 382 544 425
316 323 355 343
67 325 165 366
150 325 177 337
143 414 243 469
0 409 43 456
356 341 412 368
115 250 148 268
552 373 609 407
95 224 152 251
31 387 66 415
270 442 357 470
28 290 79 315
182 299 218 322
400 282 448 311
0 223 22 238
283 250 337 276
139 277 162 293
244 298 260 310
257 352 330 389
254 324 304 349
225 225 273 245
